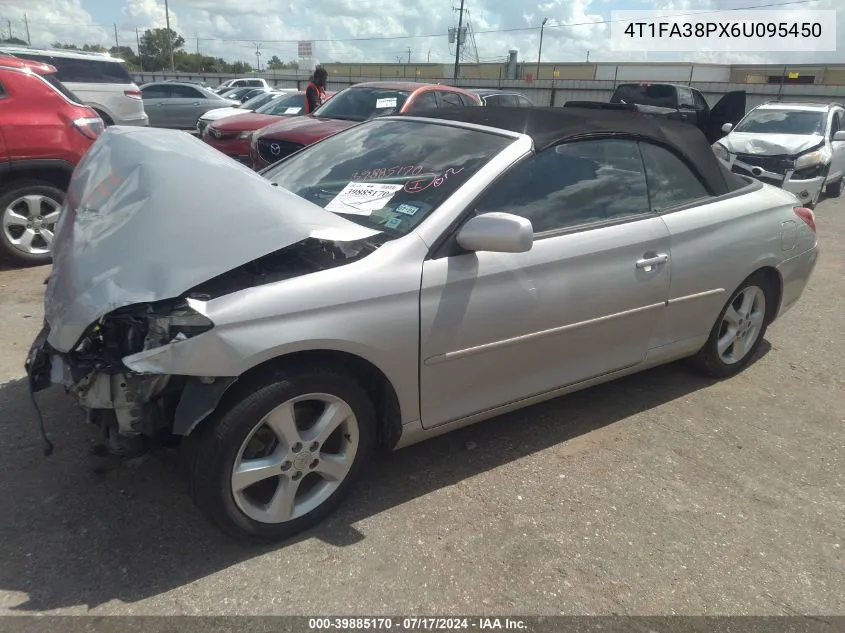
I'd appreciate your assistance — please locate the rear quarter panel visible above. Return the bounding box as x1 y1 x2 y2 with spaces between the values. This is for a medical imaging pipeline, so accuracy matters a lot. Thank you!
66 82 145 125
653 182 810 348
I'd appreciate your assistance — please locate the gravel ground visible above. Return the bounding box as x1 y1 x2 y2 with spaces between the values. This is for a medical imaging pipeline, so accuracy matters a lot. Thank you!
0 195 842 616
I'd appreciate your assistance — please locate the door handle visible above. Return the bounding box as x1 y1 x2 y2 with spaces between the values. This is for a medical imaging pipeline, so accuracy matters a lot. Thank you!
636 253 669 270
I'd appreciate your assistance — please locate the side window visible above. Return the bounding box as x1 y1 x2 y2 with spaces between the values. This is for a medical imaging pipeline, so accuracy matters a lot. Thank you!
676 86 694 108
170 85 203 98
639 142 710 211
829 110 842 137
439 91 464 107
476 139 650 233
692 89 709 112
141 84 170 99
0 81 6 99
499 94 520 107
458 93 477 107
518 95 534 108
483 94 501 106
408 91 438 111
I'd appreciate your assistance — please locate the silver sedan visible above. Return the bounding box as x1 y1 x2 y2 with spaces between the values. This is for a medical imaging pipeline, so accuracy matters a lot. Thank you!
27 109 819 542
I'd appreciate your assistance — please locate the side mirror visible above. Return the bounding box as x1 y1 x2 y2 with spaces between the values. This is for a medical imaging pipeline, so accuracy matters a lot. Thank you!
833 131 845 142
456 212 533 254
721 122 734 133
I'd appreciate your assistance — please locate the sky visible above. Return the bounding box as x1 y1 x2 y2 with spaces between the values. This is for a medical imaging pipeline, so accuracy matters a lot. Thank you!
0 0 842 67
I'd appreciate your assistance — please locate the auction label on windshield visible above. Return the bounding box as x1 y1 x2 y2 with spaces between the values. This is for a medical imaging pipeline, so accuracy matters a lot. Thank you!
325 182 404 215
285 107 302 114
376 97 398 108
610 9 836 51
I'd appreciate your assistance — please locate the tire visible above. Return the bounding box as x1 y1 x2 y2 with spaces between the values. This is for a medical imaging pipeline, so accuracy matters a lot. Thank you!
185 365 376 543
826 178 842 198
94 109 114 127
690 272 773 378
0 180 64 267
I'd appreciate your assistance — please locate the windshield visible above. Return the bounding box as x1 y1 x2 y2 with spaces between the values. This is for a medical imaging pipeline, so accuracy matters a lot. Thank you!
263 119 512 237
242 91 282 110
257 92 306 115
610 84 677 107
734 109 826 135
312 86 409 121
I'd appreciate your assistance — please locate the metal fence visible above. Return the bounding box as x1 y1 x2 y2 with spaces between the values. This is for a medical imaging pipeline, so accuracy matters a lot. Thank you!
132 72 845 111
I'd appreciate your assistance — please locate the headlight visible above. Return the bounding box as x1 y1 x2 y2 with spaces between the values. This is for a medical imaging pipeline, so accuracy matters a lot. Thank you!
144 302 214 350
238 131 253 139
795 148 829 170
712 143 729 161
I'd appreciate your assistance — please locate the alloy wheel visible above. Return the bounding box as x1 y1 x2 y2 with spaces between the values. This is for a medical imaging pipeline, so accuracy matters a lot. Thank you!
717 285 767 365
231 393 360 524
2 194 61 256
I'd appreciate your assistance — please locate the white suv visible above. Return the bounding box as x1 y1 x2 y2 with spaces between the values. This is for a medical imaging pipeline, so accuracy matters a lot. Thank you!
713 101 845 207
0 46 148 127
214 77 270 93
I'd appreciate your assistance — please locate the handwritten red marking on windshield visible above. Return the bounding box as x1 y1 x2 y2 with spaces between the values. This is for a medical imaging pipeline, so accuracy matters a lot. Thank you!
404 167 465 194
353 165 424 180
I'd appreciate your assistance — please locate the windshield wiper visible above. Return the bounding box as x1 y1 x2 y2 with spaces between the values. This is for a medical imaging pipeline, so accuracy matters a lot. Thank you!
327 115 366 122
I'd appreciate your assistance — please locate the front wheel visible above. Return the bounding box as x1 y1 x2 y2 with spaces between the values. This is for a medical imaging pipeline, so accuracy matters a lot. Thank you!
690 272 772 378
0 180 63 267
826 177 842 198
185 367 376 543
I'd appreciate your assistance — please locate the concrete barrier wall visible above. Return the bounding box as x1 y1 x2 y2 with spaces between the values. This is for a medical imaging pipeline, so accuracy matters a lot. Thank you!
133 72 845 111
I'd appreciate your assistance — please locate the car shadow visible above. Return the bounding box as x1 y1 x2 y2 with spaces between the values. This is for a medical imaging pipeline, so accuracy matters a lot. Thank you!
0 342 770 611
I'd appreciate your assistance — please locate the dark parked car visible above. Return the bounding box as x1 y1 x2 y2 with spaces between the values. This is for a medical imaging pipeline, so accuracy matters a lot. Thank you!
565 82 746 144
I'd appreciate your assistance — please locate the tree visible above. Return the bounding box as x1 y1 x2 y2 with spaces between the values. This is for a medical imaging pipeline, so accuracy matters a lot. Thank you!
109 46 140 70
1 37 28 45
228 61 253 74
139 27 184 71
52 42 79 49
267 55 284 70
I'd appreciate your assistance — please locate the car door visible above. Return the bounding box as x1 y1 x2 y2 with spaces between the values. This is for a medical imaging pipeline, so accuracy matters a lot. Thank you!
166 84 209 129
141 83 172 127
418 138 672 429
827 108 845 182
636 140 730 348
706 91 746 144
676 86 698 126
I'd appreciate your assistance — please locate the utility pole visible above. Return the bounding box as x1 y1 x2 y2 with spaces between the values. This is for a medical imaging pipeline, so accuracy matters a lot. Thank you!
536 17 548 79
255 43 261 72
164 0 175 71
427 50 431 63
453 0 465 80
114 23 119 49
24 14 31 45
6 20 11 41
136 27 143 71
195 34 199 55
407 47 412 63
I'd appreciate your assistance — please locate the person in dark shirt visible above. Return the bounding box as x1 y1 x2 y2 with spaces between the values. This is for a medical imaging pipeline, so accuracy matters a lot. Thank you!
305 67 328 114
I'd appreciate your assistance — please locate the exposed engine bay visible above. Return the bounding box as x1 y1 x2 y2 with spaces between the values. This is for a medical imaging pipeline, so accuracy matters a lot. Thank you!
33 237 378 450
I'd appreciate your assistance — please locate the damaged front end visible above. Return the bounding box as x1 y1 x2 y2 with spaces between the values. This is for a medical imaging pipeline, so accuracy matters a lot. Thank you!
25 126 381 455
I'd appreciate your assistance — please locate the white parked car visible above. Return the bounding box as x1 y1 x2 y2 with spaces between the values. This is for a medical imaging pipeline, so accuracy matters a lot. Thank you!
196 89 296 134
713 101 845 207
0 46 148 127
214 77 270 93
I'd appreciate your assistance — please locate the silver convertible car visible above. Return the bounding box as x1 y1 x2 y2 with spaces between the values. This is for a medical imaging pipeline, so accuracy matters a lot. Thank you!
26 107 818 542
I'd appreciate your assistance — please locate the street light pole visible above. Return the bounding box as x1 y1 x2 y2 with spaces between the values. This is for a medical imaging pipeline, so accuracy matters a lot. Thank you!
536 17 548 79
164 0 175 72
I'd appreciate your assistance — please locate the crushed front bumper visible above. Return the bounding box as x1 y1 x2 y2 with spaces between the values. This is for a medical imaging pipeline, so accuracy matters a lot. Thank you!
727 155 826 205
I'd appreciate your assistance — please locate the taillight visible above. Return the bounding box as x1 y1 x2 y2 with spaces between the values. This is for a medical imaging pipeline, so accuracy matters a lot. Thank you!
124 89 142 99
72 117 105 140
794 206 816 233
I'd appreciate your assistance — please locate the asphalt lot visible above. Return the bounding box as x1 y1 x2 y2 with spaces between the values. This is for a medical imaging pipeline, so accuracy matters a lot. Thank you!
0 195 843 616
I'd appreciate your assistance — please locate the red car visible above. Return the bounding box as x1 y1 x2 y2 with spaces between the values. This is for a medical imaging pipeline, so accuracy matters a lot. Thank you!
0 54 103 265
203 90 335 165
250 81 482 169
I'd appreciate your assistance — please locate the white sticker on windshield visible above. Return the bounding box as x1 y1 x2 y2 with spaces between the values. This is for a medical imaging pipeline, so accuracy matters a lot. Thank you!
326 182 404 216
284 107 302 114
376 97 398 109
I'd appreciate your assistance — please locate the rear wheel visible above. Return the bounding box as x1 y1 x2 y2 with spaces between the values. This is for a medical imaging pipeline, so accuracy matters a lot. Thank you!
826 177 842 198
0 181 63 267
185 366 376 543
691 272 773 378
94 109 114 126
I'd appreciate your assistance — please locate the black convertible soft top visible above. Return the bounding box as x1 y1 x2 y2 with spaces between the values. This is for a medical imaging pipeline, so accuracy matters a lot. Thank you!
402 106 744 196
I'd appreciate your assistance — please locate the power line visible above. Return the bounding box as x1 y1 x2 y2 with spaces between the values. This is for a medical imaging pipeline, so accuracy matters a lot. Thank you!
0 0 822 45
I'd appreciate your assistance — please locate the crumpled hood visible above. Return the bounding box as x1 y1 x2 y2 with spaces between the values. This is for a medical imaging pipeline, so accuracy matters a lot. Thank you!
720 132 824 157
201 106 248 121
257 115 359 145
45 126 378 353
